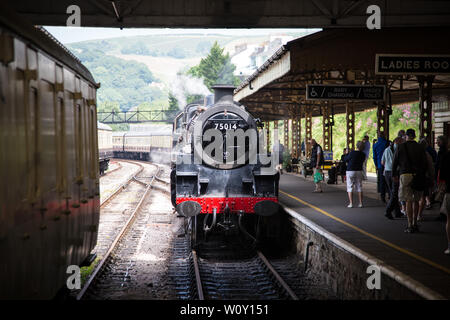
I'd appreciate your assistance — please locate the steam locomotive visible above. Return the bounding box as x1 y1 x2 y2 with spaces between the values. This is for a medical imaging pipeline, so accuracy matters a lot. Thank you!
171 85 281 245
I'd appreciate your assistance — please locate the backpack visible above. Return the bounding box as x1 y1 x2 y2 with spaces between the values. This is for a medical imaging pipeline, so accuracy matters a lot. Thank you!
404 143 426 191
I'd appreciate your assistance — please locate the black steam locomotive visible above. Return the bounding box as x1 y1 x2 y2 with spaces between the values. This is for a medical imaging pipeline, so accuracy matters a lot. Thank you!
171 85 281 245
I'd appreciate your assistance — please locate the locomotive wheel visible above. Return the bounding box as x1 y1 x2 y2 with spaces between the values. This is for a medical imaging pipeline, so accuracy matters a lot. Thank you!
189 215 203 249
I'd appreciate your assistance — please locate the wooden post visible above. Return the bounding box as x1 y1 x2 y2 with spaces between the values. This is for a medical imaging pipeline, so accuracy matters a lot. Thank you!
291 118 299 158
418 76 434 145
265 121 271 152
346 102 355 151
283 120 289 153
376 102 389 140
322 102 332 151
296 106 302 158
305 107 312 157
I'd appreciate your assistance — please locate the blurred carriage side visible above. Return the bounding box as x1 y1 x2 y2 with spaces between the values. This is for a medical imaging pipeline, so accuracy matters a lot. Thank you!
112 124 172 163
0 3 100 299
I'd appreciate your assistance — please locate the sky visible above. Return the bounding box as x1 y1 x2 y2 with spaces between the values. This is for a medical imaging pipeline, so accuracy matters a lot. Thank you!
44 26 320 44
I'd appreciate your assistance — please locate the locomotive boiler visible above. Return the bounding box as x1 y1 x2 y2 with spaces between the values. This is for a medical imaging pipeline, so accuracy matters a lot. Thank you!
171 85 281 245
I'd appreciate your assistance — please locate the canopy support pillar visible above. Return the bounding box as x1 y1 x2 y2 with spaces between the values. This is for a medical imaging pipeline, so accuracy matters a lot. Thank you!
305 107 312 156
377 102 390 140
346 102 355 151
418 76 434 146
322 102 333 152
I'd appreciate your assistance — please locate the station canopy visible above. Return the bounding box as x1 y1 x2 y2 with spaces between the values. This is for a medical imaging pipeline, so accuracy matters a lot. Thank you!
234 27 450 120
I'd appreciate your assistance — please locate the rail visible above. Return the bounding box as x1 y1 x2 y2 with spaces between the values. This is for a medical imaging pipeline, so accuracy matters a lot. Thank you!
77 162 161 300
191 249 299 300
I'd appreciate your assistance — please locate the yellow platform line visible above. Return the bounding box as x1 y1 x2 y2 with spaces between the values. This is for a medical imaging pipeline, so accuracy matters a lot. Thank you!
280 189 450 275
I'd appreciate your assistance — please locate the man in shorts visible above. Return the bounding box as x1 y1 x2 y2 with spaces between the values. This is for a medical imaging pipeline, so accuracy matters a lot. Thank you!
392 129 427 233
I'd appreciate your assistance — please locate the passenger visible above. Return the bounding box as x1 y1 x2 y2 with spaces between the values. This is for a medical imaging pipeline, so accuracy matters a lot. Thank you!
417 138 435 219
439 150 450 255
344 141 366 208
397 129 407 215
392 129 428 233
373 132 390 203
435 136 449 221
382 138 403 219
362 135 371 180
338 148 349 183
397 129 406 142
309 138 324 193
422 136 438 164
272 140 285 173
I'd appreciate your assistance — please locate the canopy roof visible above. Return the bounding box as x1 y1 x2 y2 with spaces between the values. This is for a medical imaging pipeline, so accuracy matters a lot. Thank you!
234 27 450 120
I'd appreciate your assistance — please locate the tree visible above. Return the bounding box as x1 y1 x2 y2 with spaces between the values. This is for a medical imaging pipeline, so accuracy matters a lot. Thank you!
168 93 179 111
187 42 240 91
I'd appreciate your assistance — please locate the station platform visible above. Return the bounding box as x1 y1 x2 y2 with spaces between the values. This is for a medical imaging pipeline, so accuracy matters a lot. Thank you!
279 172 450 299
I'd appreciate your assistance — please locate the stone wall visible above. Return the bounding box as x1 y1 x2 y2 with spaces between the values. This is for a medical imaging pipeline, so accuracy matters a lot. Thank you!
288 212 424 300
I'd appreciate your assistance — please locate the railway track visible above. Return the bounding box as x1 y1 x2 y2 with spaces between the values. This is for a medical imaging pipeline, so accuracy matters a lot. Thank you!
192 249 298 300
77 160 170 300
169 231 337 300
169 233 302 300
101 160 122 177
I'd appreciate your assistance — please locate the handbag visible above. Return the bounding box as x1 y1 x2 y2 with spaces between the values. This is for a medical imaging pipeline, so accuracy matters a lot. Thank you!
314 170 323 183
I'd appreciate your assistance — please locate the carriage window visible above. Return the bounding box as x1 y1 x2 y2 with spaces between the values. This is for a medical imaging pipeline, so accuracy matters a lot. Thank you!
28 87 40 201
90 108 96 178
75 103 83 181
57 97 67 192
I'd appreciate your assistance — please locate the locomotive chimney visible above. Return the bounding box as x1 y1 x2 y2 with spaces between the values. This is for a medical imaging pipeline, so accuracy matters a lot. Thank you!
212 84 235 104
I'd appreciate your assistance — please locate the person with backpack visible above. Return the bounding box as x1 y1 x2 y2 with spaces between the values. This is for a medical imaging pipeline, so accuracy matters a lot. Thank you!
382 137 403 219
417 138 435 220
309 138 324 193
392 129 428 233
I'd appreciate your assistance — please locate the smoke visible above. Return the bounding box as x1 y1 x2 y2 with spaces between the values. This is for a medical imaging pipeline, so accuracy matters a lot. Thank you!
169 74 211 109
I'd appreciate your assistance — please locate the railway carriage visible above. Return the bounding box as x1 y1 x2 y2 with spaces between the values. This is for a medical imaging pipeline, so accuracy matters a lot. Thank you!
98 122 113 175
112 127 172 163
0 4 100 299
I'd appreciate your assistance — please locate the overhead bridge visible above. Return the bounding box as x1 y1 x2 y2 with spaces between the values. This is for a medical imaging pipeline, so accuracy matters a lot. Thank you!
97 110 179 124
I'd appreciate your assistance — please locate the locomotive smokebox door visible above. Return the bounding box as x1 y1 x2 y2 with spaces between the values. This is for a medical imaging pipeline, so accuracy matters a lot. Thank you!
254 200 280 216
177 201 202 217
